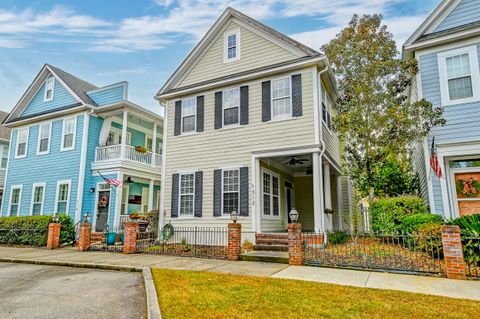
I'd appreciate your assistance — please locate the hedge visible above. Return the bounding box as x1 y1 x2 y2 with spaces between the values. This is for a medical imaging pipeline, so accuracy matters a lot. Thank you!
401 213 443 233
370 196 428 233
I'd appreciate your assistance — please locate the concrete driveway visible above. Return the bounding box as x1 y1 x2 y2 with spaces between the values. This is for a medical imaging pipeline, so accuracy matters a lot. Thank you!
0 263 146 319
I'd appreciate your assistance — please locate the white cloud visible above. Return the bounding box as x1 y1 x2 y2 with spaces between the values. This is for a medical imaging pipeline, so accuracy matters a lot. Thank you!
95 68 149 77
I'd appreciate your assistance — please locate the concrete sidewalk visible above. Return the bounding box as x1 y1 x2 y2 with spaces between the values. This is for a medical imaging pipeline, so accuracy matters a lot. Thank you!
0 246 478 301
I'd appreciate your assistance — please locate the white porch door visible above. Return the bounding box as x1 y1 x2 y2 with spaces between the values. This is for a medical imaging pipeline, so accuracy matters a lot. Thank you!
121 184 129 214
141 187 149 213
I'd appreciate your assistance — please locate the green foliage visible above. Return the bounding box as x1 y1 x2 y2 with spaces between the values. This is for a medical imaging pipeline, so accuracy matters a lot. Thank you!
328 231 348 245
58 214 74 244
401 213 443 233
370 196 428 233
449 215 480 267
181 239 191 252
322 14 445 196
0 216 51 246
449 214 480 236
371 158 420 197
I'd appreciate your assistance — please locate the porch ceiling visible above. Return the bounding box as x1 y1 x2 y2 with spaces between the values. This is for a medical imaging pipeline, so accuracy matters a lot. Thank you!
269 154 312 173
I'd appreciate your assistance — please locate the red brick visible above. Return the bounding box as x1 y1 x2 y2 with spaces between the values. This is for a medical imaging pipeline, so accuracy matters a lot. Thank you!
441 225 466 280
228 223 241 261
288 223 303 266
123 222 138 254
77 223 92 251
46 223 61 249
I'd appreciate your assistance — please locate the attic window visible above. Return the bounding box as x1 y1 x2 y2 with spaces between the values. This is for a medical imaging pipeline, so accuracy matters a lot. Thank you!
44 77 55 102
224 30 240 63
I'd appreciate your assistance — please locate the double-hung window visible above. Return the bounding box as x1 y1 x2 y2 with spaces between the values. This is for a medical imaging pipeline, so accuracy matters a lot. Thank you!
223 88 240 126
262 170 280 217
107 128 131 146
16 127 28 158
222 169 239 214
37 123 51 154
0 144 8 169
9 186 22 216
31 183 45 216
61 118 76 151
272 77 291 118
321 83 332 130
44 77 54 102
179 173 195 216
181 98 196 134
55 181 70 214
439 46 480 105
224 30 240 62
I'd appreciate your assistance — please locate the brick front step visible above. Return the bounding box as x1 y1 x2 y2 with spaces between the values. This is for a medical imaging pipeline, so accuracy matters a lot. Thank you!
256 233 288 240
253 244 288 252
90 232 104 243
240 251 289 264
256 238 289 246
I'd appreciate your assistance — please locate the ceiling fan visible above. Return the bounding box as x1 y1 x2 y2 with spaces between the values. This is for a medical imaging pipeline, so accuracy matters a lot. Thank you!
284 156 309 166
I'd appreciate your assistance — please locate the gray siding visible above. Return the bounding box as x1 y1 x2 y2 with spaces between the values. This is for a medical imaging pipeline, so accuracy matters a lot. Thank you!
434 0 480 32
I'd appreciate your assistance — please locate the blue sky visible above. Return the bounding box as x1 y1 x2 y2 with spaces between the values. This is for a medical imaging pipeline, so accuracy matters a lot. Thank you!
0 0 441 114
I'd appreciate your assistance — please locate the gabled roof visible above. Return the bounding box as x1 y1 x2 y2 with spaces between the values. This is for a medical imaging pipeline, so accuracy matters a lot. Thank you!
0 111 12 140
156 7 321 98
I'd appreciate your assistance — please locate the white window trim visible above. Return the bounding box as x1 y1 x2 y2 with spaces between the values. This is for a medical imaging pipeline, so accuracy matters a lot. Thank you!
0 144 7 170
222 87 240 127
8 184 23 217
43 77 55 102
15 127 29 159
261 168 281 219
178 172 195 217
109 126 132 145
145 134 161 153
224 29 241 63
221 167 240 216
181 98 197 135
60 117 77 151
30 182 46 216
271 76 293 120
321 82 333 134
36 122 52 155
438 45 480 106
54 179 71 215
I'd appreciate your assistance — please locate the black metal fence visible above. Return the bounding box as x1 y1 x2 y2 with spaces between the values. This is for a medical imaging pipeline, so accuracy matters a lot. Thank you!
302 231 444 275
0 228 49 247
461 235 480 279
136 227 228 259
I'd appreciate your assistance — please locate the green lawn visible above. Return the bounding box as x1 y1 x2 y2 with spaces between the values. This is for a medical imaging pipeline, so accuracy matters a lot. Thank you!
152 268 480 319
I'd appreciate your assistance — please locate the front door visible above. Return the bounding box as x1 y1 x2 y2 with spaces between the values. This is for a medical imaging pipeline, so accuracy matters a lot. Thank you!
96 190 110 232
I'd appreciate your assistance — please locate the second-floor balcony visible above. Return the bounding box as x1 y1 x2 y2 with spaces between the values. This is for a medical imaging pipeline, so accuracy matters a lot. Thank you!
95 144 161 168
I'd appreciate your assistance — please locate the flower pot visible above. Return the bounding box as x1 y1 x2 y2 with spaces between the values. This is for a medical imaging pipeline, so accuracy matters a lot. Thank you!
135 146 147 153
106 232 117 245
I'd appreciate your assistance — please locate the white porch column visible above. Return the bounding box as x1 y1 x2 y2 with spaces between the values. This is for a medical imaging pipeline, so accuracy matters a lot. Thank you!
151 123 157 168
114 172 124 228
336 176 343 231
323 163 332 231
120 109 128 159
253 157 262 233
148 179 154 212
312 152 324 233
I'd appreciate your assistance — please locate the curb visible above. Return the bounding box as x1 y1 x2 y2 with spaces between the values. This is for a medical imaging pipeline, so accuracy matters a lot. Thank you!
0 258 161 319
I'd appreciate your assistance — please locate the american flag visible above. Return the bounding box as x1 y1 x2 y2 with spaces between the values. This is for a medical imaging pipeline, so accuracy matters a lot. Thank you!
430 137 442 178
106 178 122 187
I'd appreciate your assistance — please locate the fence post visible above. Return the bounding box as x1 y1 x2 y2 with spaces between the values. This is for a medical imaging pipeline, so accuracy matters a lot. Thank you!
46 222 61 249
288 223 303 266
441 225 466 280
78 223 92 252
124 222 138 254
227 223 241 261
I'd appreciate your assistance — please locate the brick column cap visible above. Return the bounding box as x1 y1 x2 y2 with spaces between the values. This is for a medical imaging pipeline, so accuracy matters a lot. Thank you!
441 225 461 234
228 222 241 229
288 223 301 230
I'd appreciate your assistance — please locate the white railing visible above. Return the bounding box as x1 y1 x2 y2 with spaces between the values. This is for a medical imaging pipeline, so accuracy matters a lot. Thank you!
95 144 161 167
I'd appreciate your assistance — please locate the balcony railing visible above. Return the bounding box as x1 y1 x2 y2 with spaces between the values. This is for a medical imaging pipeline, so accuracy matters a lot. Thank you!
95 144 161 168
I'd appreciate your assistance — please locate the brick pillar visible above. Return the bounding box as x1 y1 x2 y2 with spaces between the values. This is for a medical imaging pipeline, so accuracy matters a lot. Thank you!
123 222 138 254
288 223 302 266
46 223 61 249
441 225 466 280
77 223 92 252
227 223 241 261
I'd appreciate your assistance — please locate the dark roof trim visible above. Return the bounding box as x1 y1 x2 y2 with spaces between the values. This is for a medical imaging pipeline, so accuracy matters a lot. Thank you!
4 102 83 124
414 20 480 43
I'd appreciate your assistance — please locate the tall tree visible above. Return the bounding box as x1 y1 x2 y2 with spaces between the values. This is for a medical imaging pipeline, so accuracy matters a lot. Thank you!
322 14 445 198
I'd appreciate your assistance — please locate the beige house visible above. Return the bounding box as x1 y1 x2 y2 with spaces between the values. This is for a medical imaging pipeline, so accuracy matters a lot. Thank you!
156 8 352 241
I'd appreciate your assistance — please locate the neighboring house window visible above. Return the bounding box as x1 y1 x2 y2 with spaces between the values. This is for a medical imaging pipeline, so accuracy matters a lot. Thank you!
224 30 240 62
31 183 45 216
262 170 279 217
222 169 239 214
271 77 291 118
16 127 29 158
0 144 8 169
44 77 55 102
61 118 76 151
321 83 332 130
146 137 161 153
55 180 70 214
9 185 22 216
223 88 240 126
107 128 131 146
37 122 51 154
179 173 195 216
438 45 480 105
181 98 196 134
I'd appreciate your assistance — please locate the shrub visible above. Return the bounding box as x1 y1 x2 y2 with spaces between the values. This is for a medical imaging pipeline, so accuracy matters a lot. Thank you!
370 196 428 233
58 214 75 244
401 213 443 233
241 240 253 252
449 214 480 268
328 231 348 245
0 215 52 246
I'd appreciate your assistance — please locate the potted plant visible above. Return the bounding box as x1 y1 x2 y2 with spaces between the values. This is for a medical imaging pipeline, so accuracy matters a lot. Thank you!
135 146 147 153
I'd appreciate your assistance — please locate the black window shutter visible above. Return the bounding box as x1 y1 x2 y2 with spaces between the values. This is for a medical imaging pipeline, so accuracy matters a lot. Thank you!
214 92 223 129
196 96 204 132
174 101 182 136
239 167 249 216
171 173 179 217
240 86 249 125
262 81 271 122
292 74 302 117
213 169 222 217
194 171 203 217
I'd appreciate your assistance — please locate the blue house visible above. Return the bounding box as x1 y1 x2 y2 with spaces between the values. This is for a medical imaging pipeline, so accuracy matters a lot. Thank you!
404 0 480 219
1 64 163 232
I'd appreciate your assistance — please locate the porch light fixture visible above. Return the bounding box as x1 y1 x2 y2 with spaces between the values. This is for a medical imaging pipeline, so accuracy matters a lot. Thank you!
289 208 299 223
52 213 60 223
83 213 90 223
230 210 239 223
90 187 95 193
